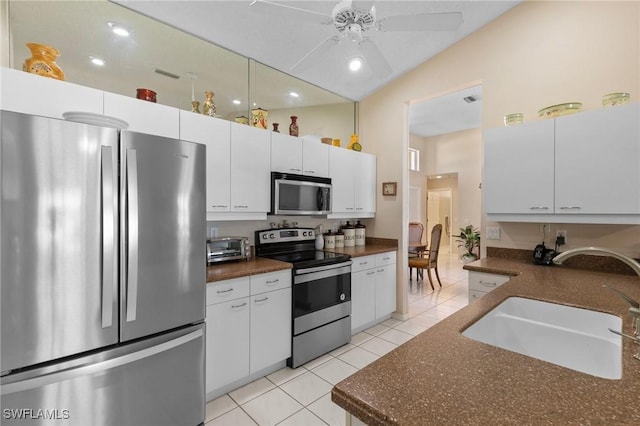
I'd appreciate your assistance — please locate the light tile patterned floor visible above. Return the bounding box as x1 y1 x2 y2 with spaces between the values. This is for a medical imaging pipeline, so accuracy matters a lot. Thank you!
205 253 469 426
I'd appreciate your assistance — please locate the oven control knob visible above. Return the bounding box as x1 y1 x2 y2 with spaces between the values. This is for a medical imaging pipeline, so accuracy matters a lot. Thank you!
340 293 346 301
269 233 275 239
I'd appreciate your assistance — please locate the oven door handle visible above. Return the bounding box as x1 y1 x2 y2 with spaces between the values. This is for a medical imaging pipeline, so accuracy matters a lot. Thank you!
294 264 352 285
294 261 352 275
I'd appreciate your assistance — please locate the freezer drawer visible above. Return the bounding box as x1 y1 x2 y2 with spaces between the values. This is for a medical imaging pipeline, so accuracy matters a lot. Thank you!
1 324 205 426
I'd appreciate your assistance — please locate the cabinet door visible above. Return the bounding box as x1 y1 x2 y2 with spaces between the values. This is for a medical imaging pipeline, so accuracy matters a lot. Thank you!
0 67 104 119
555 103 640 214
180 112 231 212
484 120 555 214
351 269 376 332
206 297 250 394
354 152 376 213
250 288 291 374
104 92 179 139
271 132 303 173
329 146 355 213
375 265 396 319
230 123 271 212
302 139 329 177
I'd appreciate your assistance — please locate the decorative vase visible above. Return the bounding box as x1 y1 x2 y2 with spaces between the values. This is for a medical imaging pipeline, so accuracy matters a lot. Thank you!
289 116 299 137
315 234 324 250
203 91 216 117
235 116 249 125
272 123 280 132
23 43 65 80
191 100 200 114
252 108 268 129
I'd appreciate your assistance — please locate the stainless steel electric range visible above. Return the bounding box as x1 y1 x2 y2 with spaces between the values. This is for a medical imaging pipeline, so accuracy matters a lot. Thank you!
255 228 352 368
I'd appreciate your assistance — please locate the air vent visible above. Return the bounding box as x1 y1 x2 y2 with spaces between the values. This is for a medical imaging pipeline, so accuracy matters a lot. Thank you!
154 68 180 79
463 95 479 103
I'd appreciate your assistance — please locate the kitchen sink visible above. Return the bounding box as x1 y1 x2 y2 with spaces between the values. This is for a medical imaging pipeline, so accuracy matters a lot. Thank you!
462 297 622 379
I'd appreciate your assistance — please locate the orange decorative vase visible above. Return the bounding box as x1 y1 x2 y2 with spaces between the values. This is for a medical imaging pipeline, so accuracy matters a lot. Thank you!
23 43 65 80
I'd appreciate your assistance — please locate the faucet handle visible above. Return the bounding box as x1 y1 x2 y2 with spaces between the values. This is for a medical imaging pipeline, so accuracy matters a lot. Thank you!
609 328 640 361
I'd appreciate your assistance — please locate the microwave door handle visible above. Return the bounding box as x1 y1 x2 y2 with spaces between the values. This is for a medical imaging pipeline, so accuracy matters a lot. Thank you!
316 187 323 211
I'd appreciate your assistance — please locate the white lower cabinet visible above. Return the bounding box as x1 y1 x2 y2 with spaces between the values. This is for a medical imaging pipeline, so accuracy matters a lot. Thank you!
205 270 291 399
468 271 511 302
350 251 397 333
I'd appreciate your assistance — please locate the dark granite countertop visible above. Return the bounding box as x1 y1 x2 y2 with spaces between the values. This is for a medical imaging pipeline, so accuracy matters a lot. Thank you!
332 257 640 425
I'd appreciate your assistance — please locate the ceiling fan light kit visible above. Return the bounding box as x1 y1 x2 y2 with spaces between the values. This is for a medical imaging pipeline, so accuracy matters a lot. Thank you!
252 0 463 78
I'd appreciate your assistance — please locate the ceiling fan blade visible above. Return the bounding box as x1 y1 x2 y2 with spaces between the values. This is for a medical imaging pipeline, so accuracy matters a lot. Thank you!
250 0 332 24
379 12 463 32
358 39 391 78
290 36 341 73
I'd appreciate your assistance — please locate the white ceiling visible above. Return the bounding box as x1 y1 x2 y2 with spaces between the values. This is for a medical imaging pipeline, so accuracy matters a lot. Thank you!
116 0 520 102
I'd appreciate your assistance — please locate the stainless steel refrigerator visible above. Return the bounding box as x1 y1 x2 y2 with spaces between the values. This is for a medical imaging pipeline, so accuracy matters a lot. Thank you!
1 110 206 425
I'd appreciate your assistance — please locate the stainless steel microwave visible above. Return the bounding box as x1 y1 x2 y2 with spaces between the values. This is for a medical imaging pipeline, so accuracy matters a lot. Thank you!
270 172 332 215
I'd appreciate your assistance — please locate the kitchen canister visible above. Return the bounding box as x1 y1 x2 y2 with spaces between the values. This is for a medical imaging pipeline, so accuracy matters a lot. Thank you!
355 221 366 246
324 231 335 249
315 233 324 249
335 230 345 248
343 221 355 247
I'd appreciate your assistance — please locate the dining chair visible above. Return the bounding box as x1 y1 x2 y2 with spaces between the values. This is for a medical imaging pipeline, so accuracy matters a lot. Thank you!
408 222 426 280
408 224 443 290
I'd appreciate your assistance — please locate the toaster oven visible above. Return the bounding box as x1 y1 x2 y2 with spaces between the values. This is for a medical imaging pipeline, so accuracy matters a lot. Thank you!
207 236 251 264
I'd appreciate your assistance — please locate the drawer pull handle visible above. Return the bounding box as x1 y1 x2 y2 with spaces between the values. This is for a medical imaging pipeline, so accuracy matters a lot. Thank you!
359 261 369 265
479 280 497 287
254 297 269 303
377 269 384 273
231 302 247 309
529 206 549 210
559 206 581 210
217 288 234 294
367 271 376 276
265 279 279 285
234 205 249 209
383 257 390 260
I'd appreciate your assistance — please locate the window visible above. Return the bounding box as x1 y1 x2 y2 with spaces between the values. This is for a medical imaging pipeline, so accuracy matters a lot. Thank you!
409 148 420 172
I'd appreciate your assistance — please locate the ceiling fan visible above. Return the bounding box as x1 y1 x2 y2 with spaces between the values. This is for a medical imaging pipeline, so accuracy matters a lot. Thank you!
249 0 463 78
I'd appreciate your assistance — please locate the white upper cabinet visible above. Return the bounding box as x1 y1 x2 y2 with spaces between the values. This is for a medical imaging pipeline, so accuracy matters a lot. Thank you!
230 122 271 213
329 147 357 214
1 67 103 119
301 138 329 177
104 92 179 139
354 152 376 214
484 119 555 215
484 102 639 223
179 111 231 213
329 146 376 218
554 102 639 215
271 132 303 174
271 133 329 177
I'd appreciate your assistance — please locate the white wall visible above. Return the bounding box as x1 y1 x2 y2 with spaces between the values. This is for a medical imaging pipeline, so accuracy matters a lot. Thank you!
358 0 640 314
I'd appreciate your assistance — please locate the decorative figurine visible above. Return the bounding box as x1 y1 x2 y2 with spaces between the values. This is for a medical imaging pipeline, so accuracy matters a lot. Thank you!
191 100 200 114
272 123 280 132
347 134 362 151
203 91 216 117
23 42 65 80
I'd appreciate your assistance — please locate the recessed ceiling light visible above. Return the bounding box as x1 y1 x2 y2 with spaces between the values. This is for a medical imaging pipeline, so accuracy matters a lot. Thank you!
348 57 362 72
233 99 241 105
289 92 299 98
90 57 105 66
108 22 130 37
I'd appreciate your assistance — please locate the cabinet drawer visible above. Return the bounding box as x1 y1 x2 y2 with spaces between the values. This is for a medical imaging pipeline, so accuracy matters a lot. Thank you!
351 255 376 273
206 277 250 305
376 251 396 267
250 270 291 295
468 271 510 292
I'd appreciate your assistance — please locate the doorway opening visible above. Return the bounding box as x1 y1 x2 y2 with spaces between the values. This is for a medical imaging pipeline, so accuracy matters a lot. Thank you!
427 174 457 255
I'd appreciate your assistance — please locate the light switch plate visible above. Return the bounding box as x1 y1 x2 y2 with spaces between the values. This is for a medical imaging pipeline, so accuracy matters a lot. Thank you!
486 227 501 240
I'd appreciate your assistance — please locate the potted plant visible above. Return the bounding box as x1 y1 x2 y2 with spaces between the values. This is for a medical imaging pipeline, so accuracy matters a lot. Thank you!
456 225 481 263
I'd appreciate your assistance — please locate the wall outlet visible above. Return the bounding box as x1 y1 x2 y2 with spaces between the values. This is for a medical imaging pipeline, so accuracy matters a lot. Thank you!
539 223 551 233
556 230 567 245
486 227 501 240
210 227 218 239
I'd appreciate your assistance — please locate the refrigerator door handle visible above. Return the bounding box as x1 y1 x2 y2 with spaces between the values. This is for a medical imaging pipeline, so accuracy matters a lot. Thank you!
101 146 116 328
126 148 139 322
1 328 203 395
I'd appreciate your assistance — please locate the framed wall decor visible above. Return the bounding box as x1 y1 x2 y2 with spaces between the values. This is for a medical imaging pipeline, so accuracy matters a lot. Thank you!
382 182 397 196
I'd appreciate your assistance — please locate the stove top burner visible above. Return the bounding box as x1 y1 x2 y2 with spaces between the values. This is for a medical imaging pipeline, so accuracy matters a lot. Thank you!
267 250 351 270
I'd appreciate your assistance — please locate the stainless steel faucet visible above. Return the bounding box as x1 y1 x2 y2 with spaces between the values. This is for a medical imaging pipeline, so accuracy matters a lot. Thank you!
553 247 640 360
